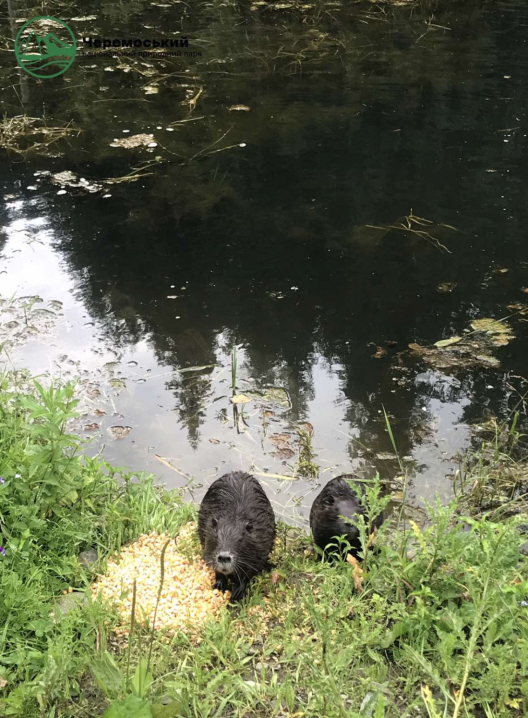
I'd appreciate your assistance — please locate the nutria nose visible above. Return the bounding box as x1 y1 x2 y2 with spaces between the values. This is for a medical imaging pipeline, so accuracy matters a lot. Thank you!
217 553 232 564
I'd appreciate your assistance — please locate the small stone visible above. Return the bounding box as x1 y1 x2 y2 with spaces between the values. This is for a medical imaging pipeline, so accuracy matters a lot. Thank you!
520 541 528 557
52 592 88 618
78 548 98 570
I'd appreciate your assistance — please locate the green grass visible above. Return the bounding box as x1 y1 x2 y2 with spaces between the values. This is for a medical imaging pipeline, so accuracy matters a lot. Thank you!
0 373 527 717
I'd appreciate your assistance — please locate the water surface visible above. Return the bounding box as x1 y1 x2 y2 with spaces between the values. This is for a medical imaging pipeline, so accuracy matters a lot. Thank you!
1 0 528 526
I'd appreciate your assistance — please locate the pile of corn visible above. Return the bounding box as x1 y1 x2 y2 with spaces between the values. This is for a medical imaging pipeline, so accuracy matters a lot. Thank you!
91 524 230 642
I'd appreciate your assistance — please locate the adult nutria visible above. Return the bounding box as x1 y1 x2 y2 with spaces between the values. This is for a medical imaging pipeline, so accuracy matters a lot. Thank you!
198 471 276 601
310 475 383 559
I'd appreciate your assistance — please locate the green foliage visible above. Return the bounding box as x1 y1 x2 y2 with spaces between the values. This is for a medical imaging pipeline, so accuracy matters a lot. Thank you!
0 374 527 717
0 375 190 716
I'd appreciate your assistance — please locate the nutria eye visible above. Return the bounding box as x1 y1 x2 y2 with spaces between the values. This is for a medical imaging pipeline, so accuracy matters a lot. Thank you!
324 496 335 506
211 518 218 529
246 522 253 533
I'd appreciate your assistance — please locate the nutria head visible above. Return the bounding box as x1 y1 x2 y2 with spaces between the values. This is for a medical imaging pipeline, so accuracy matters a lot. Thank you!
198 472 276 588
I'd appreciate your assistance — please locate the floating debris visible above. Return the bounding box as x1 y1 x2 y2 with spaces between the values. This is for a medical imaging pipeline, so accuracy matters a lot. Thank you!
376 452 399 461
437 282 457 293
228 104 251 112
50 171 103 193
110 134 156 149
365 211 458 254
231 394 252 404
408 316 515 372
0 115 79 155
178 364 216 374
108 425 131 440
434 336 462 348
246 387 291 409
84 423 100 432
372 346 387 359
91 527 229 642
409 340 499 371
469 318 514 345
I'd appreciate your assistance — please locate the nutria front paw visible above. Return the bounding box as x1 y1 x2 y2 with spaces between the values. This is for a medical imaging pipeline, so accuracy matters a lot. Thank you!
213 573 229 592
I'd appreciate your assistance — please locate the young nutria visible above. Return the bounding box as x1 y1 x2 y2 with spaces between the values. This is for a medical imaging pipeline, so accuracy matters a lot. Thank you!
198 471 276 601
310 475 383 559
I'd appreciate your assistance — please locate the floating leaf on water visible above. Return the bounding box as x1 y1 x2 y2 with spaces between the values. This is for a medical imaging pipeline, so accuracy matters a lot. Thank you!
109 378 126 390
248 387 291 409
376 452 399 461
51 171 77 186
166 295 179 299
84 423 99 431
494 267 509 274
409 341 501 370
470 317 509 334
228 104 250 111
470 318 514 341
103 362 120 371
144 85 159 94
437 282 457 293
272 447 295 460
50 171 104 193
108 425 131 440
474 354 500 366
110 134 156 149
269 433 293 445
507 302 528 314
372 346 387 358
434 336 462 348
231 394 251 404
491 334 511 346
178 364 216 374
209 438 220 444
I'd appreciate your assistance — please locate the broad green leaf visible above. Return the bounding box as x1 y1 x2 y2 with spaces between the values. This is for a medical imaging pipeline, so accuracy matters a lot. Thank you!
101 696 152 718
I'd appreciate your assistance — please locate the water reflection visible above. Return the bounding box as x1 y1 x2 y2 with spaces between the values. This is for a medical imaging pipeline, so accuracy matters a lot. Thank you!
1 0 528 526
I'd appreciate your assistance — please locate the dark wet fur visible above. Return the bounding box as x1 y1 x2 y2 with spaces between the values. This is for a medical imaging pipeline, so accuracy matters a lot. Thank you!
310 475 383 559
198 471 276 601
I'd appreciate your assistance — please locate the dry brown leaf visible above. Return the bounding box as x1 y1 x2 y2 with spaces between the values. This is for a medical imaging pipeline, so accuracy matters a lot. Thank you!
346 554 364 593
83 423 99 431
372 346 387 359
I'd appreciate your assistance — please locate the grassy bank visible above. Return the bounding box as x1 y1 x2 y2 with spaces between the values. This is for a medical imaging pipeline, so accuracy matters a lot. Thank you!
0 375 527 718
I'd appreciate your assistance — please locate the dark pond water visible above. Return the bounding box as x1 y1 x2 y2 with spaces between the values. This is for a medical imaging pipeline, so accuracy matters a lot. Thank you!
1 0 528 526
